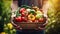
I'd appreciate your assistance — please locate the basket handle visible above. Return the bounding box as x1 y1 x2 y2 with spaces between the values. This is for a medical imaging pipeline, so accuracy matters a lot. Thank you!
11 13 22 30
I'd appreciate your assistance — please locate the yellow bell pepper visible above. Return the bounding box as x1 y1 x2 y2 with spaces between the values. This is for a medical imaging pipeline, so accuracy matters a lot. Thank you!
28 14 35 21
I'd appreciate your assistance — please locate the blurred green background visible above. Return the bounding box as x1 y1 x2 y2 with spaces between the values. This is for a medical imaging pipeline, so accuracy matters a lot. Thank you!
0 0 60 34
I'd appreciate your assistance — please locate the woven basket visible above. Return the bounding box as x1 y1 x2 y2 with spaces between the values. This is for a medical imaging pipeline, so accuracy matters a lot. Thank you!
11 17 46 29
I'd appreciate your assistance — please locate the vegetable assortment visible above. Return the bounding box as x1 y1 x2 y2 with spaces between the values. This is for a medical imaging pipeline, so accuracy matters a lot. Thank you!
14 5 45 23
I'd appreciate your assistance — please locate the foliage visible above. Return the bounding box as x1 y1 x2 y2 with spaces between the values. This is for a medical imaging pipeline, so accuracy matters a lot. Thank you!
45 0 60 34
0 0 16 34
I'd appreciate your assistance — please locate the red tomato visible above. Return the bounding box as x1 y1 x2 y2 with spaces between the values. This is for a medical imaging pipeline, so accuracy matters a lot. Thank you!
24 18 28 22
34 20 39 23
39 18 44 22
15 18 19 22
18 16 22 22
15 16 22 22
21 13 26 17
21 17 25 20
21 17 27 22
32 20 35 22
19 8 26 13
